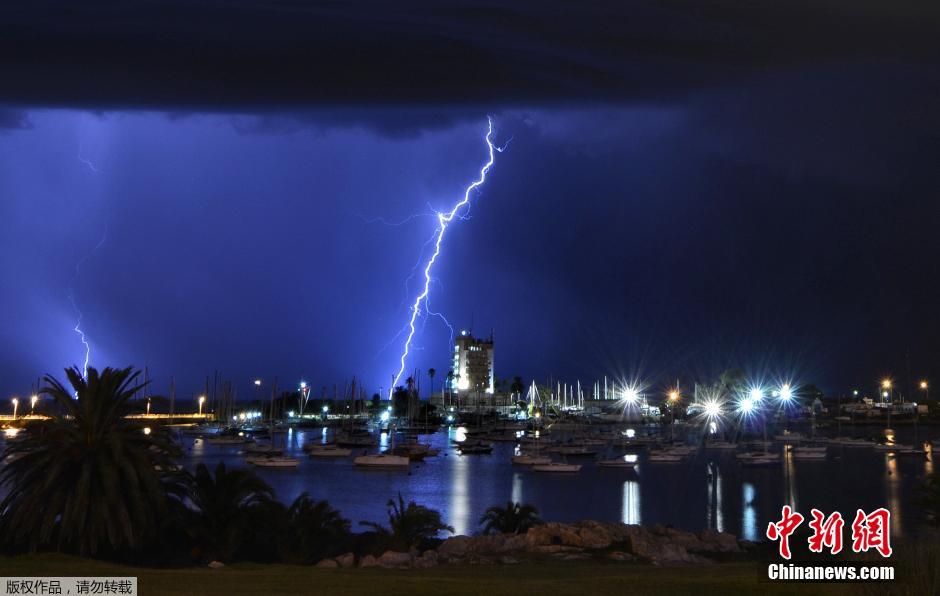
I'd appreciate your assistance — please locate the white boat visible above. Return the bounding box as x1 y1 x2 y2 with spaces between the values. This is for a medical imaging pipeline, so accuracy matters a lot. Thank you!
774 431 804 443
392 443 439 459
737 452 781 462
512 455 552 465
647 453 683 463
830 437 874 447
306 445 353 458
704 441 738 450
336 434 377 447
354 454 410 468
740 455 782 467
662 446 696 456
244 444 282 455
874 443 905 452
458 442 494 454
248 456 300 468
533 463 582 473
793 446 827 453
556 446 597 456
792 448 827 460
578 438 610 446
597 457 638 468
891 446 926 456
206 435 250 445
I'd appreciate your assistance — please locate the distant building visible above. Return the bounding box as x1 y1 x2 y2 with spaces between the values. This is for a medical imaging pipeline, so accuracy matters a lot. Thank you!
450 329 494 394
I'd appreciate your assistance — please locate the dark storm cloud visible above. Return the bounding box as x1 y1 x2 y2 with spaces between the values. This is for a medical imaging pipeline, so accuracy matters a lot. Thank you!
2 1 938 111
230 108 484 139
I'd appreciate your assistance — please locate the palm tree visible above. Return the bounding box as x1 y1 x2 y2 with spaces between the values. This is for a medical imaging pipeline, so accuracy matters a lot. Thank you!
0 366 180 556
172 462 277 562
427 368 436 400
510 376 525 397
479 501 542 535
279 493 351 564
360 494 453 551
445 370 455 406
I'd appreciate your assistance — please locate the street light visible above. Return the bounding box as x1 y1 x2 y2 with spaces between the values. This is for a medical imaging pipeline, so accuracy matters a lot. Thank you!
30 394 38 414
11 397 18 419
921 380 930 401
198 395 206 415
779 384 793 401
880 378 892 404
254 379 262 387
668 390 679 401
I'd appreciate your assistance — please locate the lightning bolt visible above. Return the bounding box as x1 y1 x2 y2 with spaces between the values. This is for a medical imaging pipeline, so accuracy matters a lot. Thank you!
77 143 101 173
68 226 108 379
389 117 505 397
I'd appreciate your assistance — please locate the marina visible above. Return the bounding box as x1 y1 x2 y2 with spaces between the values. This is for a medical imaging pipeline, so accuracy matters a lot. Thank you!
161 420 940 539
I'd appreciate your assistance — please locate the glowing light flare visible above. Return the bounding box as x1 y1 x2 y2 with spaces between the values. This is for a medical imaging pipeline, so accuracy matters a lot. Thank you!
703 401 722 418
621 386 639 404
389 117 504 398
779 384 793 401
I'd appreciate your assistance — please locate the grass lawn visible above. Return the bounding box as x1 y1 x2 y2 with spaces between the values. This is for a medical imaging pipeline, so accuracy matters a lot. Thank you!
0 554 859 595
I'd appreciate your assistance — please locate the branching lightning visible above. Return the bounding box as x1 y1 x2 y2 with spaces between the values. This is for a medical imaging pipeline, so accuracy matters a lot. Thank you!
389 117 505 397
68 225 108 380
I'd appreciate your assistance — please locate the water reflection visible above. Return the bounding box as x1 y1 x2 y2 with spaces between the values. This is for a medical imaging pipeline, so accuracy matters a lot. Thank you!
450 438 470 535
742 482 757 541
783 447 797 510
622 480 640 525
512 472 523 504
885 456 902 538
706 462 723 532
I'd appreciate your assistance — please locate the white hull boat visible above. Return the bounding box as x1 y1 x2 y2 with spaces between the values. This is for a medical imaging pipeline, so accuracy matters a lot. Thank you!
597 458 637 468
647 454 683 463
705 441 738 450
512 455 552 465
556 446 597 456
206 436 250 445
830 437 874 447
307 445 353 458
354 454 410 468
249 456 300 468
793 448 827 460
740 455 781 467
533 463 582 473
244 444 282 455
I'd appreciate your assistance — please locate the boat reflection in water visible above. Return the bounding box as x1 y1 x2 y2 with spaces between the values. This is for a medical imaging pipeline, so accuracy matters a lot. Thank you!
622 480 641 525
742 483 757 541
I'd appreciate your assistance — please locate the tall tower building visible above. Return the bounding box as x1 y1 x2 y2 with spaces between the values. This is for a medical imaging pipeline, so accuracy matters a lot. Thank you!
450 329 494 394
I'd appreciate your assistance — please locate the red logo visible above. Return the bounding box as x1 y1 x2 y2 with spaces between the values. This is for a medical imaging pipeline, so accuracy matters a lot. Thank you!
807 509 844 555
766 505 804 560
851 508 892 558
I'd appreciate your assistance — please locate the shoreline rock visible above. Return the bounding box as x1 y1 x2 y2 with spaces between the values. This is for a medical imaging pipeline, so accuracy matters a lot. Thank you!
318 522 744 570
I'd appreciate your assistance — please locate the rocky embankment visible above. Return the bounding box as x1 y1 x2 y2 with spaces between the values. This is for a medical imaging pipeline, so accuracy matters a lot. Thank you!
312 522 747 569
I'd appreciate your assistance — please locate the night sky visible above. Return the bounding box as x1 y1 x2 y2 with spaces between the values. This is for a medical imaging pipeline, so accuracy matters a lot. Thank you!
1 2 938 400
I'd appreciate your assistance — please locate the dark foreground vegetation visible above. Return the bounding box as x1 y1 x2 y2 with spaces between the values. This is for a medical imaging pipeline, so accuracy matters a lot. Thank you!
0 554 857 596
